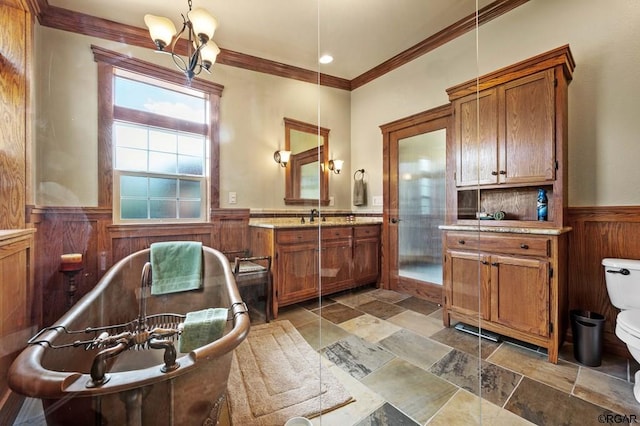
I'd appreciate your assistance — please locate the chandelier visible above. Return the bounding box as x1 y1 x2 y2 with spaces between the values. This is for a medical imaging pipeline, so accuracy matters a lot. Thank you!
144 0 220 80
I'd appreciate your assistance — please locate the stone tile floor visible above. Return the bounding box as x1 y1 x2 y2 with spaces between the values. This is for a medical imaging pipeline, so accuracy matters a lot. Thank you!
13 286 640 425
276 286 640 425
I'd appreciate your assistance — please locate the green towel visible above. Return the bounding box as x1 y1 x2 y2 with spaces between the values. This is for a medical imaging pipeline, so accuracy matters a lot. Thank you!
150 241 203 295
179 308 228 352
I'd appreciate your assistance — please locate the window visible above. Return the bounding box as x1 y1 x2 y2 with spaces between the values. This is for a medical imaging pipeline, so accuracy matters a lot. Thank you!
92 45 224 223
112 71 208 222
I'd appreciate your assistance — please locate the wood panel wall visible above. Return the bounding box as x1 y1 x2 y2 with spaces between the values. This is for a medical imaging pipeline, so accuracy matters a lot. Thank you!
26 207 250 327
19 205 640 360
567 206 640 358
0 3 30 229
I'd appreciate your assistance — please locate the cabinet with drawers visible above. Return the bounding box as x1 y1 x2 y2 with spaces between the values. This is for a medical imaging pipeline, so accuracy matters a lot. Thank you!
441 46 575 363
250 223 381 317
442 230 568 363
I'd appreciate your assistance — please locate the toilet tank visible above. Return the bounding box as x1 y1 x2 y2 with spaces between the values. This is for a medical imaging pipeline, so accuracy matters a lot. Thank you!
602 258 640 310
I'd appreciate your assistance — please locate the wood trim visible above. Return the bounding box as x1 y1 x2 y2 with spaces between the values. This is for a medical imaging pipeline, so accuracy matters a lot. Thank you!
92 46 222 210
113 106 208 135
220 49 350 91
37 4 350 90
91 45 224 94
283 118 330 206
380 104 451 134
351 0 530 90
97 61 113 207
446 44 575 100
380 105 451 293
19 0 43 16
32 0 526 91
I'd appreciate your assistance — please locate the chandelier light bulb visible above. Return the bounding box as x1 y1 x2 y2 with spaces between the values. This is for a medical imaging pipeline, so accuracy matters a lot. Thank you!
144 14 177 50
189 8 218 43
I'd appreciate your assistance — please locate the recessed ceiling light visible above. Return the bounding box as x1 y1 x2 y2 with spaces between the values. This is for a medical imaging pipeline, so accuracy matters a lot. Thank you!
319 54 333 64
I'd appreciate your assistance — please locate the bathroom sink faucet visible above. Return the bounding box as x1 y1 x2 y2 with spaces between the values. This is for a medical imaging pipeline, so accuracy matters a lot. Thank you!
310 208 318 223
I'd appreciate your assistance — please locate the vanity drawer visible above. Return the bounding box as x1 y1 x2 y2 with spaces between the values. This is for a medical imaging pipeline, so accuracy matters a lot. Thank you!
321 227 352 240
446 232 550 257
276 229 318 244
354 225 380 238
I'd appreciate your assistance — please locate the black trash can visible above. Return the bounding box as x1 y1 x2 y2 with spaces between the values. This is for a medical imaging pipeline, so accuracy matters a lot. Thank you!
570 310 605 367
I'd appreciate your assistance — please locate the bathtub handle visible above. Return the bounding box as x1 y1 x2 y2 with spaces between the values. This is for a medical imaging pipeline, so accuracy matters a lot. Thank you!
149 338 179 373
88 341 129 387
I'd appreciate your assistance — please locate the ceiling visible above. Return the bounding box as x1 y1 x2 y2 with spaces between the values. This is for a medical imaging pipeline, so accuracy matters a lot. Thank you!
47 0 495 81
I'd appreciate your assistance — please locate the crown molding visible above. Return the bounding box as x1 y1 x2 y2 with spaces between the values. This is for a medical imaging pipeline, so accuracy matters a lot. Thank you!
29 0 527 91
350 0 530 90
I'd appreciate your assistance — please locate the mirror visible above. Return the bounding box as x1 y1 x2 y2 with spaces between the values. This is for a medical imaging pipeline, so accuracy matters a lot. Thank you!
283 118 330 206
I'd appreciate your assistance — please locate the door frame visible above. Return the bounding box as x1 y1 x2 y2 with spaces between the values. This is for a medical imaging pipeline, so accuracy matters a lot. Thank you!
380 104 452 303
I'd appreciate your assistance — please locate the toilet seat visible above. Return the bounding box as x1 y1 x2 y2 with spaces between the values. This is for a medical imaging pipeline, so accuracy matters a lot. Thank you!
616 310 640 344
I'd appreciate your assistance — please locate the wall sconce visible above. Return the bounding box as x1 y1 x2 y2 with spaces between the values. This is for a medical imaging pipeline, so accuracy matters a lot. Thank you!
273 150 291 167
328 159 344 174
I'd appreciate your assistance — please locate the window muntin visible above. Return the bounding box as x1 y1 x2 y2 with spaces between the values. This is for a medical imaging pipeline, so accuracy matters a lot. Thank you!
117 173 204 220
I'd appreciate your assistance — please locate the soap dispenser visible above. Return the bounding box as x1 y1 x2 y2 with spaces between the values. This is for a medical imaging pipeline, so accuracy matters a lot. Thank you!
537 188 548 221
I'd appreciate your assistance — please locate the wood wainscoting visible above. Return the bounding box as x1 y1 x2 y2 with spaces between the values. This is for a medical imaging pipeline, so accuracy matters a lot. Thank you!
567 206 640 358
26 206 250 327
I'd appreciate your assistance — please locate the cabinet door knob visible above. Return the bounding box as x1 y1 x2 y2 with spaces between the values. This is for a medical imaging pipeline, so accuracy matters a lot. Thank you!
520 244 529 249
491 262 499 266
481 260 489 265
390 218 399 224
458 240 465 244
499 170 506 175
491 171 498 176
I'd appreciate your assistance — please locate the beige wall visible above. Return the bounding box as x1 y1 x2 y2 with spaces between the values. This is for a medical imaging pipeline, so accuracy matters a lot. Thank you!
351 0 640 208
35 1 640 212
34 26 352 211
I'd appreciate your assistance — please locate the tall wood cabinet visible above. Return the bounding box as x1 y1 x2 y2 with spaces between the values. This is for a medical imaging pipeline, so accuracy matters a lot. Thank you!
441 46 574 363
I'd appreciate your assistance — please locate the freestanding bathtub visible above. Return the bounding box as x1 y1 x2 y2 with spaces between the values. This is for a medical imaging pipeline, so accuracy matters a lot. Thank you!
8 245 250 425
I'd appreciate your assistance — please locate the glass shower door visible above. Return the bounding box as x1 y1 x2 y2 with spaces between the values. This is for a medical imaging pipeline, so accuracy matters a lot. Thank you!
397 129 446 286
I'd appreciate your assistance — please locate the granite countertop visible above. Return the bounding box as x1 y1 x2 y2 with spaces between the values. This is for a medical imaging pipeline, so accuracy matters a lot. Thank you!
249 217 383 229
438 224 572 235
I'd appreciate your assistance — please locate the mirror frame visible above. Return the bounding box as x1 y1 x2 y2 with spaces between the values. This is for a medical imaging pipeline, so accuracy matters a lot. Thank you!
283 117 330 206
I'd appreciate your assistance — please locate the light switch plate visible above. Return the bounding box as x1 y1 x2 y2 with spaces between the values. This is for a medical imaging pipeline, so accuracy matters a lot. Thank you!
372 196 383 206
228 191 237 204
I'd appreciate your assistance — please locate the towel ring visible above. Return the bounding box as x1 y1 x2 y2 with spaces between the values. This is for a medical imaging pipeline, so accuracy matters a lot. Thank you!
354 169 365 180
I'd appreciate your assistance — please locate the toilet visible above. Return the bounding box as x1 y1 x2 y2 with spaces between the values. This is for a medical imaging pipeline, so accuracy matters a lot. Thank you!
602 258 640 403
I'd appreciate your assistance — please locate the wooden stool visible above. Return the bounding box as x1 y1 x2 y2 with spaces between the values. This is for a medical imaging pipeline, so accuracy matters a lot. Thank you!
233 256 272 322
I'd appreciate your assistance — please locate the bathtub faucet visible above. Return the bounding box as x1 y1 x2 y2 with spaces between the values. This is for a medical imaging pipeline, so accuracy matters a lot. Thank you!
149 336 179 373
138 262 151 329
89 332 133 387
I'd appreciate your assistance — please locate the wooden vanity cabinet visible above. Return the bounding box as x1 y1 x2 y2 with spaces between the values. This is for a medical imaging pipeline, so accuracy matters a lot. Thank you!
443 230 568 363
276 236 319 307
319 227 353 293
353 225 381 285
250 224 381 317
